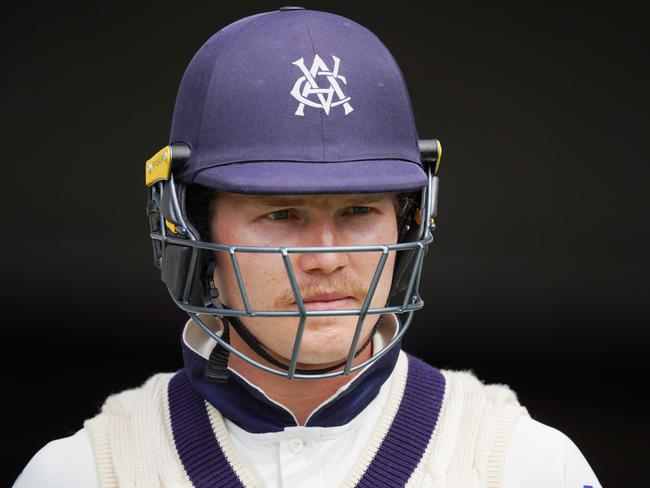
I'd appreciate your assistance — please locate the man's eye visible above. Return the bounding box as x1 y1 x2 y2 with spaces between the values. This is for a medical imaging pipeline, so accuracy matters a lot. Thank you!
349 206 370 215
267 209 290 220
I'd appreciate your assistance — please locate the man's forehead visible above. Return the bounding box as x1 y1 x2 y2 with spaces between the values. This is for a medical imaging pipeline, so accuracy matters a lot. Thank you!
225 192 396 207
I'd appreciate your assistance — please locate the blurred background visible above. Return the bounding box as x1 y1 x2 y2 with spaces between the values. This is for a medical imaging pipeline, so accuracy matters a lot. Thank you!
3 1 648 486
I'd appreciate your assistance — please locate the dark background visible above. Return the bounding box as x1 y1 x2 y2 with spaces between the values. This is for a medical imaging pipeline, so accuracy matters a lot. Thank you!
4 1 648 486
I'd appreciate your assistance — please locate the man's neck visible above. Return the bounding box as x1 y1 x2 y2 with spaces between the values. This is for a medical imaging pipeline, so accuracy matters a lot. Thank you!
227 329 373 426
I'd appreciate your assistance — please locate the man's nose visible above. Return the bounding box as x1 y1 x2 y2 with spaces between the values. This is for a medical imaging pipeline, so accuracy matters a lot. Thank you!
295 217 349 275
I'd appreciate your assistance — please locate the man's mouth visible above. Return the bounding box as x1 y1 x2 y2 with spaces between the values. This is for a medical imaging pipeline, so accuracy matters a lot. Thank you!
292 293 355 311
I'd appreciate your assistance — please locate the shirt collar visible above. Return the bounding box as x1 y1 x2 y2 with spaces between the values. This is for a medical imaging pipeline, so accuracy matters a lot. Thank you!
181 314 401 433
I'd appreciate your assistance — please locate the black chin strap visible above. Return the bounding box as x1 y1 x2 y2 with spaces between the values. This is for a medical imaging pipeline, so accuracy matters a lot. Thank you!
204 312 383 383
204 320 231 383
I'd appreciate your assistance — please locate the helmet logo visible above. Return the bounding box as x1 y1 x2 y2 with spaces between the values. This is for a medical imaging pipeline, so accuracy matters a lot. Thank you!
290 54 353 116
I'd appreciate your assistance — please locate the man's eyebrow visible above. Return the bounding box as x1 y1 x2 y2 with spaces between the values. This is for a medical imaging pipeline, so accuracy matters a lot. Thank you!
249 194 386 207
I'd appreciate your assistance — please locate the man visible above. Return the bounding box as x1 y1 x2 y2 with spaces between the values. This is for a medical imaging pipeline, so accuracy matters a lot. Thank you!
14 7 602 487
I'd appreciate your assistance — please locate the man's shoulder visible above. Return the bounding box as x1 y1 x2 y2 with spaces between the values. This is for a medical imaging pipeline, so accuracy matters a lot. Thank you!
400 354 525 411
82 371 179 446
97 371 178 415
434 365 525 409
434 365 601 485
13 429 99 488
13 371 180 487
505 416 603 487
403 360 602 486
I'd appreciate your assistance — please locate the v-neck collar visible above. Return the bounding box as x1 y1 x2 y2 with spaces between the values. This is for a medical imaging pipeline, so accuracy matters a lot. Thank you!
168 351 446 488
181 314 401 433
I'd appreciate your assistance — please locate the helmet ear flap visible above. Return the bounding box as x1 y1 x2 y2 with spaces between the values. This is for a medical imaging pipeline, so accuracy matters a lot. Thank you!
391 198 426 296
184 184 222 307
155 181 217 305
159 237 216 306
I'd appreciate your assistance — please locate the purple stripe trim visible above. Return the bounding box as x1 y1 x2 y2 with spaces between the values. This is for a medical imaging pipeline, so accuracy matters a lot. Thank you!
354 354 446 488
167 354 444 487
168 370 245 488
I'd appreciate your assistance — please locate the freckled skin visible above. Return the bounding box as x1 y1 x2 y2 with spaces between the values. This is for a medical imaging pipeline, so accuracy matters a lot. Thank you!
210 192 398 367
207 192 399 424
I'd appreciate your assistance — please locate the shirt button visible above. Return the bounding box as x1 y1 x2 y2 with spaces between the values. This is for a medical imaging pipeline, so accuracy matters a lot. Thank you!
288 438 304 453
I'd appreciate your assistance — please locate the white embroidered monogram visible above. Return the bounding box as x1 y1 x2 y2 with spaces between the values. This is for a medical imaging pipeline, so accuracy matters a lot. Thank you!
290 54 353 116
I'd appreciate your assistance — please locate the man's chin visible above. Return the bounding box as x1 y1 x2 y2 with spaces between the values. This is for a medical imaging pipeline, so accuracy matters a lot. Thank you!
289 352 352 369
286 334 371 367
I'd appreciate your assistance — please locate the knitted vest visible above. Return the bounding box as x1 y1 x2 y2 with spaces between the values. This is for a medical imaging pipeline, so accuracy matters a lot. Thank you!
84 351 528 488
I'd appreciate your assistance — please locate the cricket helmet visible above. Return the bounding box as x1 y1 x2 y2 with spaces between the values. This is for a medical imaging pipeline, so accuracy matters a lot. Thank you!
145 7 442 380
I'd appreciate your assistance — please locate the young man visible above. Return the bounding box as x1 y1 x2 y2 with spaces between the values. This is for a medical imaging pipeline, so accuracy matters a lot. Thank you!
14 7 602 488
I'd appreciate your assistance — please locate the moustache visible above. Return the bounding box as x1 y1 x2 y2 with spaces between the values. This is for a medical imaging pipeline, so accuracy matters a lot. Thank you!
273 276 367 308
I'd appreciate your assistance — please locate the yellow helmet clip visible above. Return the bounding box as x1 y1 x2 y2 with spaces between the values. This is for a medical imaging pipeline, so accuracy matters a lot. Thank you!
145 146 172 187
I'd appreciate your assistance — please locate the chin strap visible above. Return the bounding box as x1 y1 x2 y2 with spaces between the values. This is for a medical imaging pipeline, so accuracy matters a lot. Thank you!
204 319 231 383
204 312 383 383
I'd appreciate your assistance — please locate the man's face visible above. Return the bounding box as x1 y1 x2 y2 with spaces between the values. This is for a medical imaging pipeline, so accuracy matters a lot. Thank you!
210 192 399 367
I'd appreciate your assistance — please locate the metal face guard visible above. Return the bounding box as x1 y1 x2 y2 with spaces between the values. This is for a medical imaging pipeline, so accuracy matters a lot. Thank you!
146 145 440 380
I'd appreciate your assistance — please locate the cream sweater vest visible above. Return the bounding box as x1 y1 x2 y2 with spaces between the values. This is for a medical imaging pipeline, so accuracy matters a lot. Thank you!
84 351 528 488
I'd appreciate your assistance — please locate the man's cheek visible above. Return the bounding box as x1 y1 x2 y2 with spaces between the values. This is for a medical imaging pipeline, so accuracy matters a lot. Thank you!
231 258 285 304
